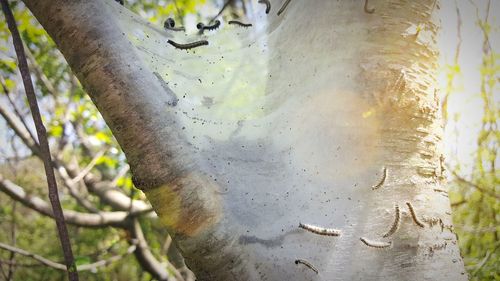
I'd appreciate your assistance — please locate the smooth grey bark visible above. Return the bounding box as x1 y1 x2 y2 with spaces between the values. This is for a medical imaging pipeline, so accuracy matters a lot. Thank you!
22 0 467 280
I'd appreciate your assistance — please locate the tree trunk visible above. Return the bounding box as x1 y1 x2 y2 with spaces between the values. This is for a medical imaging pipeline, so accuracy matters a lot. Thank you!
22 0 467 280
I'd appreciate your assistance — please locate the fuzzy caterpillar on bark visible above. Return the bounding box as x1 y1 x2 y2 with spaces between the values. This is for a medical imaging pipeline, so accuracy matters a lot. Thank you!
360 237 391 248
406 202 425 228
295 259 319 274
299 223 341 236
371 167 387 190
382 204 400 238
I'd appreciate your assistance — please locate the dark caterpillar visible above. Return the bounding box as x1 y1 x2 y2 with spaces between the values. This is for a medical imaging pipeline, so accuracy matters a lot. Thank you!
364 0 375 14
197 20 221 31
295 259 318 274
167 39 209 50
163 18 185 32
277 0 291 16
258 0 271 14
114 0 124 5
228 20 252 27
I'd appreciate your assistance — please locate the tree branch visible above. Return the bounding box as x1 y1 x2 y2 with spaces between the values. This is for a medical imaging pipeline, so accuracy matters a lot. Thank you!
0 102 153 215
0 242 137 272
1 0 78 278
129 219 180 281
451 170 500 200
0 174 130 228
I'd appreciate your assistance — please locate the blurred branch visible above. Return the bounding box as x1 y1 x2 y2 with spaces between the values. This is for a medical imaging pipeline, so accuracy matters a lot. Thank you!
129 219 181 281
472 244 499 276
110 164 130 188
0 174 130 228
0 102 101 212
0 241 137 272
55 165 101 213
1 0 78 278
0 77 37 144
6 201 17 281
450 199 467 207
0 101 40 156
69 148 107 186
0 102 153 215
451 170 500 200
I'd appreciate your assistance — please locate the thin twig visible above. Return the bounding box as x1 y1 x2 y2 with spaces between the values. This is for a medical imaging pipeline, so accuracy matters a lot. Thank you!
0 0 78 279
69 148 107 185
7 201 17 281
0 242 136 272
451 170 500 200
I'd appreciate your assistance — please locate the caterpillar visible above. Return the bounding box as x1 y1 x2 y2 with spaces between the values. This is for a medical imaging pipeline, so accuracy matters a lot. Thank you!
422 216 441 228
371 167 387 190
299 223 341 236
382 204 400 238
406 202 425 228
228 20 252 27
277 0 291 16
258 0 271 14
164 18 185 32
295 259 319 274
167 39 209 50
197 20 221 31
364 0 375 14
115 0 124 5
360 237 391 248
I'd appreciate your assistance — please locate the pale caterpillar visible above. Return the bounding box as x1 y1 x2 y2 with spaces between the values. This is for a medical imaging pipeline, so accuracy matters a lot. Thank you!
298 223 341 236
371 167 387 190
258 0 271 14
277 0 291 16
364 0 375 14
167 39 208 50
360 237 391 248
295 259 319 274
406 202 425 228
228 20 252 27
382 204 400 238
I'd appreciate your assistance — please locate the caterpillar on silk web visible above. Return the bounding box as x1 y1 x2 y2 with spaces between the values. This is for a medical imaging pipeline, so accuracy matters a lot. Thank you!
197 20 221 31
295 259 319 274
360 237 391 249
167 40 209 50
228 20 252 27
298 223 341 236
277 0 291 16
258 0 271 14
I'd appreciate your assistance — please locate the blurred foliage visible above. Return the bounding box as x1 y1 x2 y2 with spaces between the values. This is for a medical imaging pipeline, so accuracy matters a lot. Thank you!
447 3 500 280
